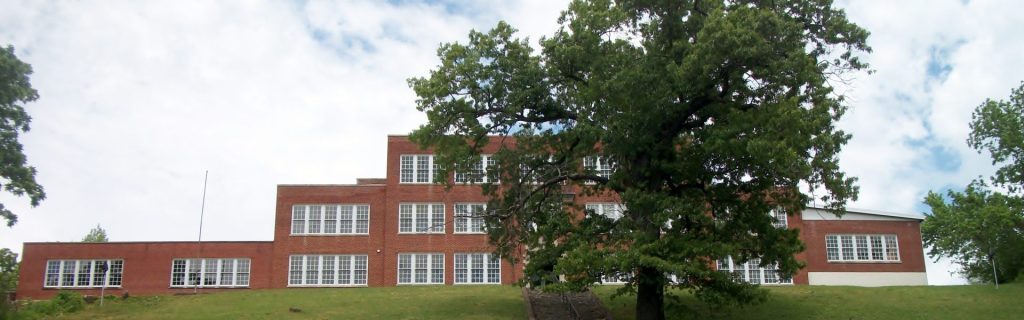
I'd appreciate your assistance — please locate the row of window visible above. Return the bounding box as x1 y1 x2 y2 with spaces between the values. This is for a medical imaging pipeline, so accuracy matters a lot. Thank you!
285 253 501 286
171 258 251 288
717 257 793 285
825 234 900 262
45 259 124 288
44 258 250 289
400 155 615 184
291 204 370 235
292 202 627 236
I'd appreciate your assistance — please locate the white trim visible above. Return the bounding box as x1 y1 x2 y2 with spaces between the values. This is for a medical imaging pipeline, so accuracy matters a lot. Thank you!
286 254 368 287
399 154 436 184
170 258 251 288
397 253 445 285
453 253 501 284
398 203 445 234
44 259 124 288
454 203 487 234
807 272 927 286
290 204 371 235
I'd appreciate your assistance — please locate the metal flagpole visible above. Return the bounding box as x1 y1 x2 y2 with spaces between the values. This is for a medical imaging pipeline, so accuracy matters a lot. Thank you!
195 171 209 294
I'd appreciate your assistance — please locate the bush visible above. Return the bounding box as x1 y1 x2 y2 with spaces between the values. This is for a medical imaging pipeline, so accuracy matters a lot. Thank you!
51 291 84 313
9 291 86 319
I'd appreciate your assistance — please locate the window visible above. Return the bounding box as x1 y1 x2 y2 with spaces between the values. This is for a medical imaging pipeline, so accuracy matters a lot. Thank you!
455 155 498 184
454 203 486 233
287 255 368 287
771 208 787 228
454 253 500 284
44 259 124 288
400 155 436 183
291 204 370 235
170 258 251 288
583 156 614 182
398 253 444 284
398 203 445 233
716 257 792 285
585 203 624 220
825 234 900 262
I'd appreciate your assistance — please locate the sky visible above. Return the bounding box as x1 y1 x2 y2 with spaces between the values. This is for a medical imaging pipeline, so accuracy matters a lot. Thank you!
1 0 1021 286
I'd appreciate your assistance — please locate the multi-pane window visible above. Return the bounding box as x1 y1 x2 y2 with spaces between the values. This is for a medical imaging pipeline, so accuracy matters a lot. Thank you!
771 208 788 228
825 234 900 262
287 255 368 286
583 156 614 181
716 257 792 285
170 258 251 288
397 253 444 284
291 204 370 235
454 203 486 233
398 203 445 233
400 155 436 183
44 259 124 288
454 253 501 284
455 155 498 184
585 203 624 220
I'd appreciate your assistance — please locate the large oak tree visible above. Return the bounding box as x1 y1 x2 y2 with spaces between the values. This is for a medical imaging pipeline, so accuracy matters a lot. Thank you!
0 45 46 227
408 1 867 319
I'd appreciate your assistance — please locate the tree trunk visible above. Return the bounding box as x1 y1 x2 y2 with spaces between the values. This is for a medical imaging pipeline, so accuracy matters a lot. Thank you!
635 266 665 320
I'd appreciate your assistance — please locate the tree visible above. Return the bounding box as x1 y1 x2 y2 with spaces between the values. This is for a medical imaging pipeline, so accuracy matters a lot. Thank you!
82 224 109 243
0 44 46 227
968 81 1024 193
0 248 16 317
408 1 867 319
923 181 1024 283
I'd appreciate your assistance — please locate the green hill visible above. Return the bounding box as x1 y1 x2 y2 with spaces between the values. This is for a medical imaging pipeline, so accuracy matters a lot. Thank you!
19 283 1023 320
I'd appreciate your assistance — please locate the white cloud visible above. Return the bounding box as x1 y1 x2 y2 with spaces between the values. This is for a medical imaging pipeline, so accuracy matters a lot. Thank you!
2 0 1017 286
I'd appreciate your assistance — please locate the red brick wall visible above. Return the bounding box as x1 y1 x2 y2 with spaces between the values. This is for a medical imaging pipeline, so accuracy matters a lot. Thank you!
799 219 926 273
16 241 273 299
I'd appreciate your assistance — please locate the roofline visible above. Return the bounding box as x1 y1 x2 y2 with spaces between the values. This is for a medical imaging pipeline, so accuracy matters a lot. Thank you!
807 205 925 220
24 241 273 245
277 184 384 187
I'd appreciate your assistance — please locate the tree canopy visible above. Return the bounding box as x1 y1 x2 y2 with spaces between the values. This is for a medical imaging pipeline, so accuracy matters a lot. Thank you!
924 81 1024 285
408 1 868 319
923 181 1024 283
968 81 1024 193
0 45 46 227
82 224 109 243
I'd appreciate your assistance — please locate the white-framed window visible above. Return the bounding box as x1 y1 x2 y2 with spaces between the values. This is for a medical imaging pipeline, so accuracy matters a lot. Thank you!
455 155 498 184
170 258 250 288
585 203 624 220
454 203 486 233
716 257 792 285
291 204 370 235
825 234 900 262
287 255 367 287
771 208 787 228
400 155 436 183
601 272 634 284
454 253 500 284
397 253 444 285
583 156 614 182
398 203 445 233
44 259 124 288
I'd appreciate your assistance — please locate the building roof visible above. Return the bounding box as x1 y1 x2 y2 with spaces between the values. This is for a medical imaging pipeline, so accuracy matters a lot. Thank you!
807 205 925 221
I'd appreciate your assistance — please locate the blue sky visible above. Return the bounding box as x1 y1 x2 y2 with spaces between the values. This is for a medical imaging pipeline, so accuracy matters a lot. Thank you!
1 0 1021 286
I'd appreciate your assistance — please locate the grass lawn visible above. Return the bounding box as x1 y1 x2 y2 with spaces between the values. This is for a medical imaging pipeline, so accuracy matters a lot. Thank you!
54 285 525 320
595 282 1024 320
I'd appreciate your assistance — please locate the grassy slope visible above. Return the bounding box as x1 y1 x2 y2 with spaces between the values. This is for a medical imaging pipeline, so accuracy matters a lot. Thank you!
48 283 1023 320
596 283 1024 320
58 286 525 320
